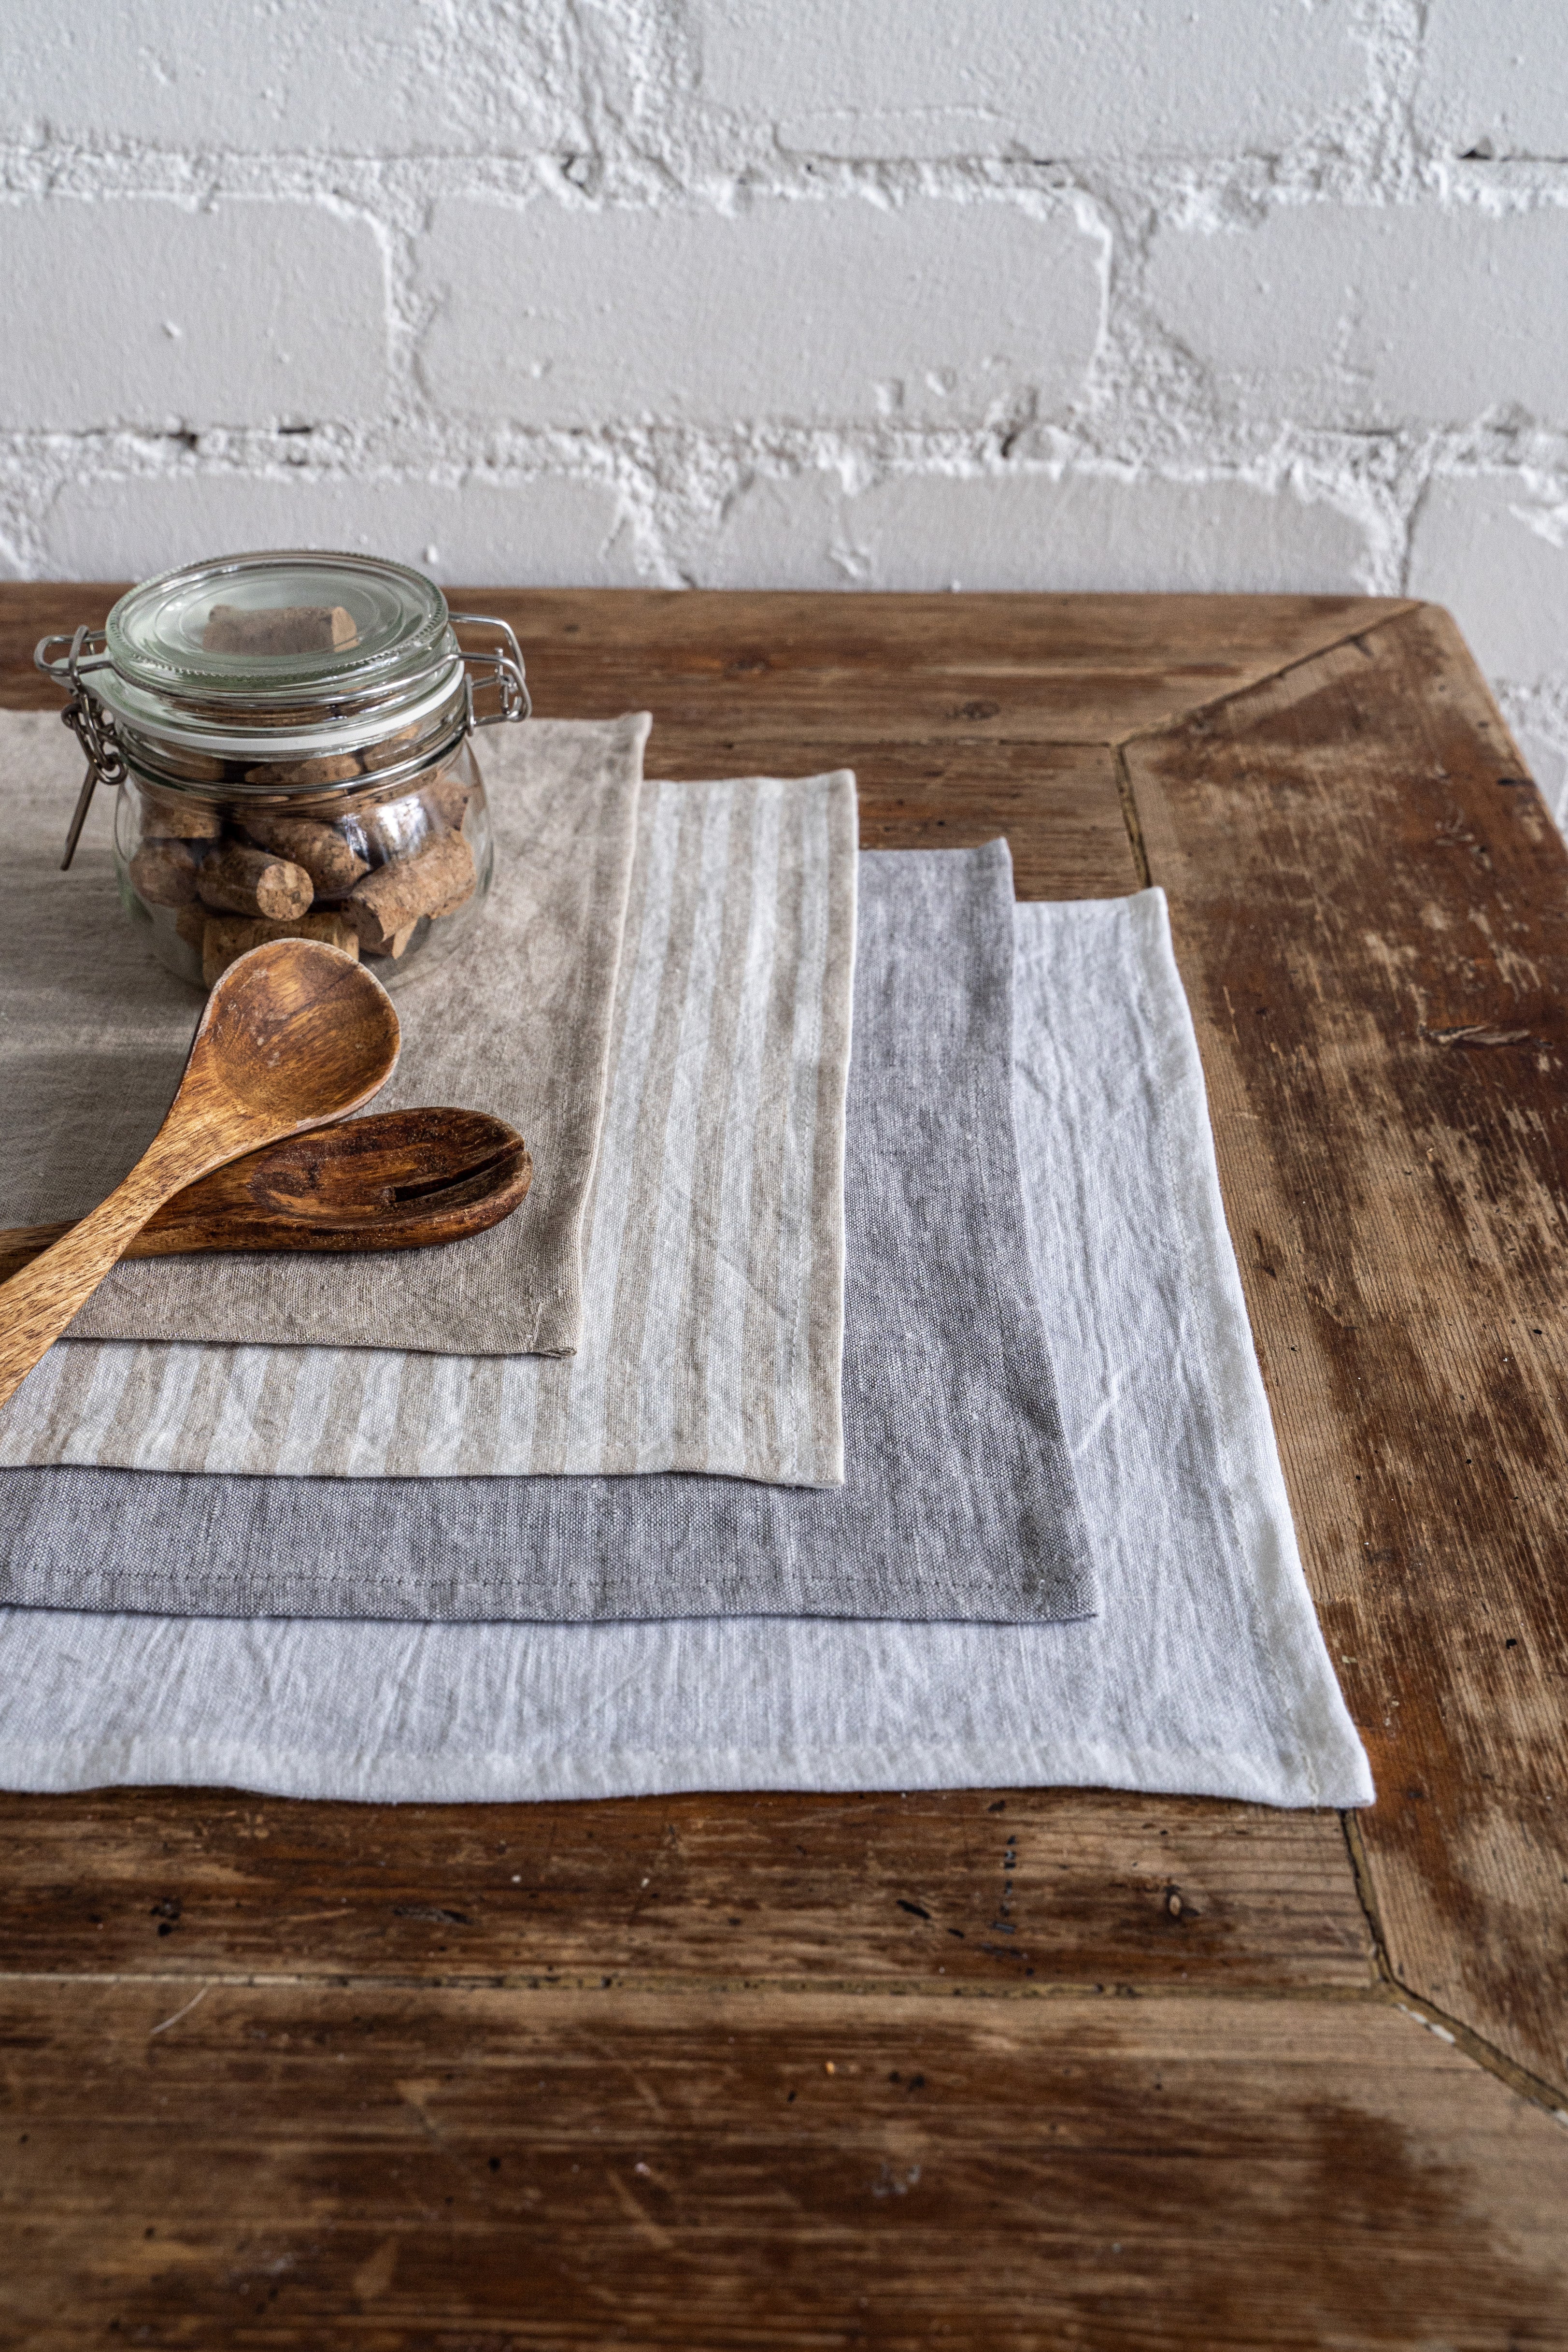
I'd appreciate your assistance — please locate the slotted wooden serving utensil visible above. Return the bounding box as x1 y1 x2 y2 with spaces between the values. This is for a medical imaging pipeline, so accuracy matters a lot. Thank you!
0 937 400 1413
0 1108 532 1282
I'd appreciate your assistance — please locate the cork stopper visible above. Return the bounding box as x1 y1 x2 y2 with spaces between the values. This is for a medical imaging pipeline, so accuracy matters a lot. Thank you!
202 603 359 657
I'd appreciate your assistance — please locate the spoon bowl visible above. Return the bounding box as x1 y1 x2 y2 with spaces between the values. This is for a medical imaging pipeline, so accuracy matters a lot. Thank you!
0 1109 532 1282
190 936 402 1129
0 938 400 1412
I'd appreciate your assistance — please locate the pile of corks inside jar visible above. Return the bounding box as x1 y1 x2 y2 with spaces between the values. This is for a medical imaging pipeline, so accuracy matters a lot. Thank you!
125 602 479 987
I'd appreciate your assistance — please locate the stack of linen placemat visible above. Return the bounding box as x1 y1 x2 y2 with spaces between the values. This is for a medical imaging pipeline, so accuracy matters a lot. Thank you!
0 706 1372 1809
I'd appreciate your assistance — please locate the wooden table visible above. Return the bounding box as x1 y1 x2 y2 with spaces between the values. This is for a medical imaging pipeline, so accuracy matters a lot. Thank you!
2 586 1565 2349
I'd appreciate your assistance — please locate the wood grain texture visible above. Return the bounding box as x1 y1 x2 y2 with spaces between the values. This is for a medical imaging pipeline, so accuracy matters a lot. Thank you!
4 583 1561 2346
0 1108 531 1282
3 1986 1564 2351
666 741 1143 899
0 587 1414 728
1126 602 1568 2098
0 1788 1372 1993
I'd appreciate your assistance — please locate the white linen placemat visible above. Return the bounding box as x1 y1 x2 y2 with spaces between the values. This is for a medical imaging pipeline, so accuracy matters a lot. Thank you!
0 770 858 1488
0 889 1371 1808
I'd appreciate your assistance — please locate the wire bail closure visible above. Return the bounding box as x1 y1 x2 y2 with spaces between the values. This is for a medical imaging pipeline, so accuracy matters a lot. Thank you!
450 613 531 727
35 627 127 870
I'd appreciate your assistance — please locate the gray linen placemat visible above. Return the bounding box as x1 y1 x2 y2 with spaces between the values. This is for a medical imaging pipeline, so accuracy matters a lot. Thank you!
0 843 1097 1624
0 708 647 1358
0 772 858 1487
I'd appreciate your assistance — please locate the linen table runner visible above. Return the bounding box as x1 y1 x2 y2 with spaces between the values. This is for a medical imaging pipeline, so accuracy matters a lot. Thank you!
0 844 1098 1618
0 769 859 1489
0 709 647 1358
0 891 1370 1807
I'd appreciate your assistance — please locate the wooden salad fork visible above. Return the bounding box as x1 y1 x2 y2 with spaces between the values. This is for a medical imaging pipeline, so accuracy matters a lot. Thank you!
0 937 400 1413
0 1108 532 1282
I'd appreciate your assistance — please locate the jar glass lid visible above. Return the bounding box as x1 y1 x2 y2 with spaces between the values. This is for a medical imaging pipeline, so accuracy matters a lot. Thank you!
39 552 527 861
105 548 453 705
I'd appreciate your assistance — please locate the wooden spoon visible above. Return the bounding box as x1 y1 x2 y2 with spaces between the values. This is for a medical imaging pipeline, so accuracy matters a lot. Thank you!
0 1109 532 1282
0 938 400 1413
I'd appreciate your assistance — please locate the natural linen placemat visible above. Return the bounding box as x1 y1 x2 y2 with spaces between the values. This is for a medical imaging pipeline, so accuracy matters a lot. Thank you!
0 769 860 1489
0 891 1371 1808
0 708 648 1359
0 843 1098 1621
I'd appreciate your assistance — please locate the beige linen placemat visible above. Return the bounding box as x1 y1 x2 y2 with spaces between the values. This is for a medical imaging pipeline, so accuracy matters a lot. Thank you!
0 709 647 1357
0 770 859 1487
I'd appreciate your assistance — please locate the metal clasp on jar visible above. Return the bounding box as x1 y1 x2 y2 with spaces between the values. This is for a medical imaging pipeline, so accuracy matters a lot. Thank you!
34 626 126 869
450 614 531 728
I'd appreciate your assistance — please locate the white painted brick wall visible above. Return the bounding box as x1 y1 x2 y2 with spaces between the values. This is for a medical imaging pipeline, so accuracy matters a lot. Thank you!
5 0 1568 822
1409 472 1568 688
0 198 388 429
1414 0 1568 160
0 1 579 154
1145 206 1568 430
44 472 640 588
1147 205 1568 432
695 0 1371 159
687 472 1367 593
418 195 1103 430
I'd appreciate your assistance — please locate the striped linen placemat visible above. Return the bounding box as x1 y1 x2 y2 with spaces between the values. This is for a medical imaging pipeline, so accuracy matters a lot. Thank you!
0 770 859 1488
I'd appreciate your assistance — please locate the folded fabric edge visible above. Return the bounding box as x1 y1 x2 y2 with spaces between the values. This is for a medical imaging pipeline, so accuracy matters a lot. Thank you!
0 1730 1372 1809
0 1474 1097 1613
799 770 856 1488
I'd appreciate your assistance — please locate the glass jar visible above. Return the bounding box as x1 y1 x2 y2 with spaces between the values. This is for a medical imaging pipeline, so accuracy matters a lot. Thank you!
36 548 528 993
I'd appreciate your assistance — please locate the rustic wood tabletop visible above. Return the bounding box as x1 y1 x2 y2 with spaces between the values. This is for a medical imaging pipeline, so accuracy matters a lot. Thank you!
1 585 1565 2348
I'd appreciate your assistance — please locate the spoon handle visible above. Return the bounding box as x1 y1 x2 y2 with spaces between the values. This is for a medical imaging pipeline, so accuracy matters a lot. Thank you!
0 1220 203 1284
0 1144 200 1414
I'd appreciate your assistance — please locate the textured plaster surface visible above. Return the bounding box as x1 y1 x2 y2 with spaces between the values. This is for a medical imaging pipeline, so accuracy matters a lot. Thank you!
5 1 1568 817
